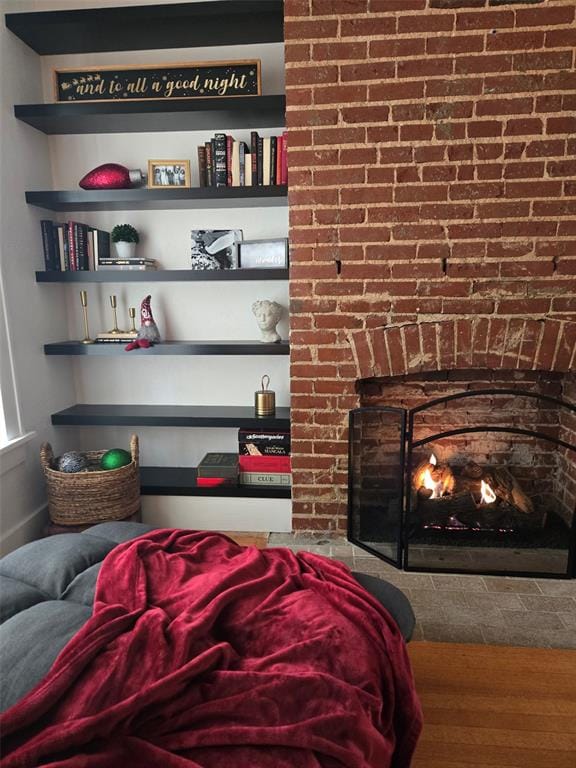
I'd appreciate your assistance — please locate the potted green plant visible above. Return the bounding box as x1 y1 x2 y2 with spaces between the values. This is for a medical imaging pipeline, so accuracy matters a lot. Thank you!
111 224 139 260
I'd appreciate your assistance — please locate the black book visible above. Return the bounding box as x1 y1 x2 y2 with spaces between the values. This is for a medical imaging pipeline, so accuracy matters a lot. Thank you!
250 131 259 187
213 133 227 187
51 223 62 271
197 452 239 478
40 220 57 271
257 136 264 186
205 141 213 186
197 145 207 187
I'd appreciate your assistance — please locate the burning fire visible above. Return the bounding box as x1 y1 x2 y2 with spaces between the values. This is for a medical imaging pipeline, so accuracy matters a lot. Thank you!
480 479 497 504
422 454 443 499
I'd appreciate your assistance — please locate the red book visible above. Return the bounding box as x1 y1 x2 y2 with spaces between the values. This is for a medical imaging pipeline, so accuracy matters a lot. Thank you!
196 477 236 487
276 135 283 185
281 131 288 185
239 455 291 473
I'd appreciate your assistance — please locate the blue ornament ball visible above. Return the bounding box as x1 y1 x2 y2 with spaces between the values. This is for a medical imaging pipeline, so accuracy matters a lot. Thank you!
57 451 88 473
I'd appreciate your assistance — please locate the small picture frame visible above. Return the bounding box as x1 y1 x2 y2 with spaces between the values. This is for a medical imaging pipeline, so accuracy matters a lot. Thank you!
148 160 191 189
238 238 289 270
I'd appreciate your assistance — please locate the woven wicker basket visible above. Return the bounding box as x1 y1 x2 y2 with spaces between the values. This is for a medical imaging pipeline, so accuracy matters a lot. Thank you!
40 435 141 526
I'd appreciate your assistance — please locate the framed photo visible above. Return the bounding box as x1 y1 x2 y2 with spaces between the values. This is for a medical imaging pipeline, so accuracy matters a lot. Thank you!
148 160 191 189
238 238 289 270
191 230 243 270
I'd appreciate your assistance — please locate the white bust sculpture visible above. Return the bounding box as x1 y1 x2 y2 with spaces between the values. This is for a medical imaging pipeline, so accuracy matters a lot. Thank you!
252 300 283 343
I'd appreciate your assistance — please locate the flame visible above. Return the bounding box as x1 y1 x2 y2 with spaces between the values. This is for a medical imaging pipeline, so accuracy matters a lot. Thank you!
430 453 437 466
480 479 497 504
422 467 442 499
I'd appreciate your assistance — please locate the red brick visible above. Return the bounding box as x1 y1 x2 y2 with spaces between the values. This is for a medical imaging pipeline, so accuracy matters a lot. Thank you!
284 19 339 41
503 161 545 179
366 125 399 143
548 117 576 134
467 120 503 138
448 145 474 161
398 57 453 79
395 185 447 203
287 108 338 128
340 61 396 83
314 167 364 186
341 186 393 204
535 319 562 371
421 203 474 219
476 143 504 160
315 208 366 225
314 126 365 145
289 188 338 206
285 43 311 63
426 77 483 97
398 13 455 33
285 66 337 87
400 124 434 141
366 168 396 184
477 201 530 218
370 38 425 59
289 148 338 168
338 226 391 243
340 147 378 165
369 81 425 101
455 54 512 75
483 74 544 94
476 97 533 116
341 16 396 38
505 180 562 198
392 103 426 122
545 28 576 48
549 159 576 178
513 51 573 73
526 139 565 157
312 41 367 60
487 30 544 52
315 84 368 105
368 204 419 222
422 165 457 182
499 299 551 315
415 146 446 163
341 105 389 124
427 33 483 54
516 5 575 27
450 182 503 200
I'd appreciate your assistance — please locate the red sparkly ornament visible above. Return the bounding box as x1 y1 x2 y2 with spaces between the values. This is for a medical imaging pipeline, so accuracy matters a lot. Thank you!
79 164 143 190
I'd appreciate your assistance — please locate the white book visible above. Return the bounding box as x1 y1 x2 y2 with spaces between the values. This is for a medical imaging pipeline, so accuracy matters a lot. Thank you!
231 140 240 187
262 137 271 185
245 160 252 187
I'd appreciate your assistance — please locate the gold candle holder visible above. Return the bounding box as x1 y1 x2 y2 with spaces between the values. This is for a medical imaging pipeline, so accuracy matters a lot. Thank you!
79 290 94 344
127 307 138 337
108 295 126 335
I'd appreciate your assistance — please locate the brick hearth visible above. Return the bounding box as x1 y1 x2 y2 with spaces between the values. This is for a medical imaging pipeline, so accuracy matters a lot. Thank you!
285 0 576 532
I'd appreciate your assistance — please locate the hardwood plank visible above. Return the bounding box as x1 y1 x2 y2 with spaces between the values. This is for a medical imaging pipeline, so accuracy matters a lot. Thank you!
224 532 269 549
409 642 576 768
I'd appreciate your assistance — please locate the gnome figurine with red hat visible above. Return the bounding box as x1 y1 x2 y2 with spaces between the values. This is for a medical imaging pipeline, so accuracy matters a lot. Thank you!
125 295 161 351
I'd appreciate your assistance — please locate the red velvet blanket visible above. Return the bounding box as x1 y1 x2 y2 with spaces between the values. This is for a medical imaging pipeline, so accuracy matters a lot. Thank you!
1 530 422 767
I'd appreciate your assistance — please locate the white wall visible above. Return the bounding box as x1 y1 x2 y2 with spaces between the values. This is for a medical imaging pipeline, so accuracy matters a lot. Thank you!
1 0 290 541
0 0 79 552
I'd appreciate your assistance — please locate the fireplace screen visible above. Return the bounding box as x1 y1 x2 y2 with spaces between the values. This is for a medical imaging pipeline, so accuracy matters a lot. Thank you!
348 390 576 578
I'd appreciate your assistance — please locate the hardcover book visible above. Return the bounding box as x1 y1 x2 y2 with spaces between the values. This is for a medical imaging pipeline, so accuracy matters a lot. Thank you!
239 471 291 487
239 455 291 473
238 429 290 446
197 452 239 478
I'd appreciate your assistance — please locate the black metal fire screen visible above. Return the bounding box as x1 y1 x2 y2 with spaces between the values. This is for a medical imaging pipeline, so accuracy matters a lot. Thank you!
348 390 576 579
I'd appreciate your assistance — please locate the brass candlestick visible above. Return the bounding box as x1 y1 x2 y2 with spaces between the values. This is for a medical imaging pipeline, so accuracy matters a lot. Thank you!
108 295 126 334
127 307 138 337
79 290 94 344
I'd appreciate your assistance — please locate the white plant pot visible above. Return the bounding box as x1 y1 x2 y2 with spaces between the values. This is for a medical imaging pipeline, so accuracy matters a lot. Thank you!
115 241 136 260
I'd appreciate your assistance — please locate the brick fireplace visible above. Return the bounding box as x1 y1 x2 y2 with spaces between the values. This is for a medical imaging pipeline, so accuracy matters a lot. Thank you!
284 0 576 534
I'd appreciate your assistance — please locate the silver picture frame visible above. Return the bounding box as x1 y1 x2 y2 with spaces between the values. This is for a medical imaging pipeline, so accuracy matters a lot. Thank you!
237 238 289 270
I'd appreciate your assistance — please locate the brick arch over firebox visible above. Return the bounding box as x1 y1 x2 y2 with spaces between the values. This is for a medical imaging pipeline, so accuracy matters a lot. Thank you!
348 318 576 382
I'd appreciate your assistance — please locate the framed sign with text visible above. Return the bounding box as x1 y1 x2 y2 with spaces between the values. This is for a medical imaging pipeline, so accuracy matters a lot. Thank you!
53 60 261 103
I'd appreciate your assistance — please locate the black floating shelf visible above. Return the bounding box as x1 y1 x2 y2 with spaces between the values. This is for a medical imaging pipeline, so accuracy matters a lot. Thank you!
140 467 291 499
51 404 290 430
26 186 288 211
36 268 289 283
44 340 289 356
15 96 286 135
5 1 284 55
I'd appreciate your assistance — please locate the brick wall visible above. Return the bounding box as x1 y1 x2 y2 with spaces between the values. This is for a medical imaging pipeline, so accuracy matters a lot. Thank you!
284 0 576 531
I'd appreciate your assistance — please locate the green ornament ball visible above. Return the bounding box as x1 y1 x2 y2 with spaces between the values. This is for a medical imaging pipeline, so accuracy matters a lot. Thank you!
100 448 131 471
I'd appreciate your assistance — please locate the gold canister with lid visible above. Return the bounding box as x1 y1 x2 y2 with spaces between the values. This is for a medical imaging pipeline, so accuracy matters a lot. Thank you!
255 375 276 416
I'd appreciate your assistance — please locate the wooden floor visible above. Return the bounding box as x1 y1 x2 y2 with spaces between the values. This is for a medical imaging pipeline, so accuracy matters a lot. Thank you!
223 531 269 549
409 642 576 768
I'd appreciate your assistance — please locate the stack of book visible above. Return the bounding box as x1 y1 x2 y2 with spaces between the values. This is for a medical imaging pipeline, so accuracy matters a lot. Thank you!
197 131 288 188
98 257 158 271
238 429 291 487
196 452 239 488
40 220 110 272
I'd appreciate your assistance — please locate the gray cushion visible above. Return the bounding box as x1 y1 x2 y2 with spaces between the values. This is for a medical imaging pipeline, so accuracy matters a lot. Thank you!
352 571 416 642
61 563 101 606
0 601 91 712
0 575 48 624
0 534 115 599
83 521 157 544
